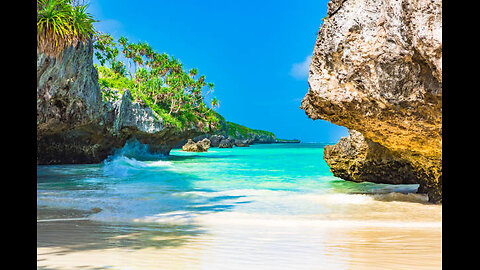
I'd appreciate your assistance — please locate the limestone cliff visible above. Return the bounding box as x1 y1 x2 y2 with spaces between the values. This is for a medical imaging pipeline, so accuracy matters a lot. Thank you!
301 0 442 202
37 41 204 164
37 40 113 164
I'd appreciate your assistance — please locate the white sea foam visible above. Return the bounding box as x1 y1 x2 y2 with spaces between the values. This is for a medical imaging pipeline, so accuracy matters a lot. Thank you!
102 156 145 177
113 139 167 160
146 160 173 167
102 140 174 177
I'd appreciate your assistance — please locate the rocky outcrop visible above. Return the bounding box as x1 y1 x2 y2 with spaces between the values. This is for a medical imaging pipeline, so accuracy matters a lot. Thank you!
37 41 103 132
234 139 253 147
203 134 235 148
324 130 419 185
175 121 277 149
208 135 225 147
105 90 204 154
182 138 211 152
301 0 442 202
37 40 115 164
235 132 275 144
37 41 205 164
218 137 234 148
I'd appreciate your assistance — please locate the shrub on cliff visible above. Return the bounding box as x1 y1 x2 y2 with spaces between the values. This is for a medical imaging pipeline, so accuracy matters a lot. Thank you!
93 33 220 131
37 0 96 57
226 121 275 139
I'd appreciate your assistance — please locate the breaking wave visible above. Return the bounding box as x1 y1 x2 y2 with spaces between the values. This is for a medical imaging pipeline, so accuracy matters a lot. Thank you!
102 140 173 177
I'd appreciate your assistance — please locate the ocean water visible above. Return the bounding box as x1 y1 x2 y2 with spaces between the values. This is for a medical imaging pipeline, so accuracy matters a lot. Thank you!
37 142 442 270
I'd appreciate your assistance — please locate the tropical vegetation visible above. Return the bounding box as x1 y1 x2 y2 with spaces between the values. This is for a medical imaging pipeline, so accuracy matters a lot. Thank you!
37 0 96 56
225 121 275 139
36 0 219 131
93 33 220 131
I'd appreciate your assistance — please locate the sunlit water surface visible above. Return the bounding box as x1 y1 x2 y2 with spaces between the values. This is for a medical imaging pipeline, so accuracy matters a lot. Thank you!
37 142 441 269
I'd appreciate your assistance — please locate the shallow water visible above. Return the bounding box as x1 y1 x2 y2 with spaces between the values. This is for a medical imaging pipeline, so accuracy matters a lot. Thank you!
37 142 441 269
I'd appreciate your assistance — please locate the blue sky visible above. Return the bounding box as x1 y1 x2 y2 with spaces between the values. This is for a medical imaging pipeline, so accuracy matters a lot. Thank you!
87 0 348 143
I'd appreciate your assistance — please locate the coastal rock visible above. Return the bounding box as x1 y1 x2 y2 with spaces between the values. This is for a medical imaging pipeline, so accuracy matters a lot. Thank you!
37 41 103 132
218 138 234 148
37 41 205 164
175 117 291 148
324 130 418 184
182 138 211 152
104 90 204 155
179 128 279 149
209 135 225 147
37 40 116 164
234 139 253 147
250 133 276 144
110 90 163 134
301 0 442 202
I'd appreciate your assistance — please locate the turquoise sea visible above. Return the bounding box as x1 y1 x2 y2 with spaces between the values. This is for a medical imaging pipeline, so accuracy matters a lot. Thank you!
37 142 442 269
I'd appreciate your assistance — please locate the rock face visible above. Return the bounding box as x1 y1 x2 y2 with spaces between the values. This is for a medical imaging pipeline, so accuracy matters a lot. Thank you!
301 0 442 202
324 130 419 185
182 138 211 152
37 41 204 164
208 135 224 147
240 133 275 144
37 41 104 130
37 41 114 164
218 137 234 148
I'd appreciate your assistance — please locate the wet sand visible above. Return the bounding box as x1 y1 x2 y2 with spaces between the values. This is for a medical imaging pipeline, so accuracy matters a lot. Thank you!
37 213 441 270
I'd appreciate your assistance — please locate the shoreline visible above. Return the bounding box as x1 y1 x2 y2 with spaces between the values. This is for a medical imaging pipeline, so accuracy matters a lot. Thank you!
37 143 442 269
37 215 441 270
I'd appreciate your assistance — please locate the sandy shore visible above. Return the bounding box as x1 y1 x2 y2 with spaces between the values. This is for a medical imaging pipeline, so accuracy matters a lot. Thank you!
37 214 441 270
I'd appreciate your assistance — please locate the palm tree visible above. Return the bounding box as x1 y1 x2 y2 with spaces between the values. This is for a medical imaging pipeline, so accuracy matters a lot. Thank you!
124 43 136 78
189 68 198 78
206 82 215 94
211 97 219 109
37 0 97 57
93 31 220 129
118 36 128 48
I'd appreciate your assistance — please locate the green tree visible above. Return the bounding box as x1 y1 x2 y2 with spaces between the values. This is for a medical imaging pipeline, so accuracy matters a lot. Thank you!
93 33 220 130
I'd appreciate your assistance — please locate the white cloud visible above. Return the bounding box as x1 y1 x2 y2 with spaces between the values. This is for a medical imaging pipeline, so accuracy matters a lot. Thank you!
290 55 311 80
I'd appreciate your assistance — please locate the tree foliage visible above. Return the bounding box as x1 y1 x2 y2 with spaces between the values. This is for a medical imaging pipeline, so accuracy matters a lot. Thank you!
37 0 97 57
94 33 220 131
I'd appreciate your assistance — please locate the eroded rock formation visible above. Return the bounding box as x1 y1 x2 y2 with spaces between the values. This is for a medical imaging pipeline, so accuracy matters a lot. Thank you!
218 138 234 148
37 40 115 164
324 130 419 185
234 139 253 147
301 0 442 202
37 41 205 164
182 138 211 152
